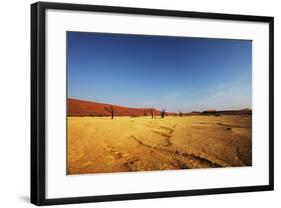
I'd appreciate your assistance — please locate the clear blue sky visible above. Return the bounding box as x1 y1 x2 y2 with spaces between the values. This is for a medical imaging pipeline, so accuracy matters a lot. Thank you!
67 32 252 112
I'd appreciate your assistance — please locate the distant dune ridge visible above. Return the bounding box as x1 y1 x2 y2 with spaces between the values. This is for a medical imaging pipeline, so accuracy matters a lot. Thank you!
67 98 252 117
68 98 161 117
201 109 252 116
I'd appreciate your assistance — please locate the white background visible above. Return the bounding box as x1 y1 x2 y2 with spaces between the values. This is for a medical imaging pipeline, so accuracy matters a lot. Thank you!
0 0 280 207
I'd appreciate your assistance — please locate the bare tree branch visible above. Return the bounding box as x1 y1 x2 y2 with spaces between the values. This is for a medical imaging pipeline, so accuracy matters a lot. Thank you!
150 108 154 119
178 111 183 117
104 105 115 119
161 108 166 118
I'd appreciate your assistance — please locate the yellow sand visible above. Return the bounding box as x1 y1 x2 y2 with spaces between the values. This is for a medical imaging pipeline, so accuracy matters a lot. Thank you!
67 115 252 174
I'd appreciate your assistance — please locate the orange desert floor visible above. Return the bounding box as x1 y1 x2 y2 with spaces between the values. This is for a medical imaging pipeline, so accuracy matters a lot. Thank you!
67 115 252 174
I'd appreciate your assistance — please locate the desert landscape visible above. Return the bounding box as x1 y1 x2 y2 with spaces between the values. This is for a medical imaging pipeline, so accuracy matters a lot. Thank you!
67 32 252 175
67 99 252 175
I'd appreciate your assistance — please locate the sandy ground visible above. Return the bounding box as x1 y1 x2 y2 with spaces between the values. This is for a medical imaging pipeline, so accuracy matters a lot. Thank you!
67 115 252 174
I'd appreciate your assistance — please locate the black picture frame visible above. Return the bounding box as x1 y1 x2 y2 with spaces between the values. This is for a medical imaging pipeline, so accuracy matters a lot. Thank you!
31 1 274 206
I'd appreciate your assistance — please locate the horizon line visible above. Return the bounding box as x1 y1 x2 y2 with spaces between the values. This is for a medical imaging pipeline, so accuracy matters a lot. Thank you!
67 97 252 113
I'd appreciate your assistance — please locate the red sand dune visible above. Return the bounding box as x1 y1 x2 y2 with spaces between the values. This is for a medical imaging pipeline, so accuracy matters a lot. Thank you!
68 98 162 117
68 98 252 117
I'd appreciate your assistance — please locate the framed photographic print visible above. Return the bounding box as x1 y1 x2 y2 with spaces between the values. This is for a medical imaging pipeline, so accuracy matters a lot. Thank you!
31 2 274 206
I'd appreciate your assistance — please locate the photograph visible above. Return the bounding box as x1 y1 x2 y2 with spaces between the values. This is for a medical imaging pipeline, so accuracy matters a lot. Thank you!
30 2 274 205
67 31 252 175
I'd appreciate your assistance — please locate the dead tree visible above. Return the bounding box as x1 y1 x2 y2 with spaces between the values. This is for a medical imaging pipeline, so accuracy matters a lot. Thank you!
178 111 183 117
161 108 166 118
104 105 115 119
150 108 154 119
